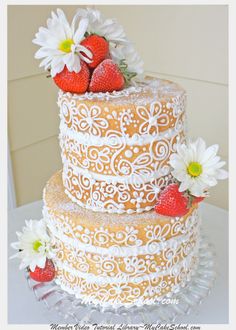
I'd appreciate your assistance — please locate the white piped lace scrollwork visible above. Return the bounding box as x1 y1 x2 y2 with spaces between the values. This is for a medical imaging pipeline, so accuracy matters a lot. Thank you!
59 130 185 213
56 257 198 308
60 127 185 178
59 121 183 147
137 101 169 135
53 244 198 285
58 78 186 213
44 206 200 257
62 153 171 185
43 202 200 308
48 229 199 279
43 204 200 253
62 166 175 214
54 253 198 308
58 90 186 138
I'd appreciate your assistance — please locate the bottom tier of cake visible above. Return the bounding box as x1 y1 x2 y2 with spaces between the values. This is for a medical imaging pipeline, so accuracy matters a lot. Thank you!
43 171 201 308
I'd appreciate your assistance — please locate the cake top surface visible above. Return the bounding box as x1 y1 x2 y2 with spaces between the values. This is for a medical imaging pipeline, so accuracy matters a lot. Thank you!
58 76 186 105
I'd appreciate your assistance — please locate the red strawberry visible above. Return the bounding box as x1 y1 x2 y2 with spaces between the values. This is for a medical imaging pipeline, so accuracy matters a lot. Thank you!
192 196 205 204
30 259 55 282
53 61 90 93
155 184 189 217
81 35 109 69
89 59 125 93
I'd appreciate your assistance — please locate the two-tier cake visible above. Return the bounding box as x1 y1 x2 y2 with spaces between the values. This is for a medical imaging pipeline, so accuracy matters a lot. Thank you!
11 7 227 309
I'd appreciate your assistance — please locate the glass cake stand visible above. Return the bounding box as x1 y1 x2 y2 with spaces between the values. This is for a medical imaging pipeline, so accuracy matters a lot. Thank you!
26 235 216 324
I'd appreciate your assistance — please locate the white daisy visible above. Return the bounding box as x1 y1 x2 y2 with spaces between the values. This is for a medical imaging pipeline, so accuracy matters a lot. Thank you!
10 219 54 272
169 138 228 197
75 8 129 45
110 44 144 75
32 8 93 77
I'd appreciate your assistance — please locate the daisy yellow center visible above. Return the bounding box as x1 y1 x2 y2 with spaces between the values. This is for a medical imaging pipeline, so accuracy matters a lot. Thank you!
187 162 203 177
59 39 74 53
33 240 42 252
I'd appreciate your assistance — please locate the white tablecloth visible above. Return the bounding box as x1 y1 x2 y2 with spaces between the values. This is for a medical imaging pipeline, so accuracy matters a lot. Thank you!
8 201 228 324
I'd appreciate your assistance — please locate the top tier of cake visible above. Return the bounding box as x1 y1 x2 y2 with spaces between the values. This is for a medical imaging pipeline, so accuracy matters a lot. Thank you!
58 77 186 214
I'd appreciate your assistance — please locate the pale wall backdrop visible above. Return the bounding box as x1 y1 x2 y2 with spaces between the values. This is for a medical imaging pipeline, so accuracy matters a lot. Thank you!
8 5 228 209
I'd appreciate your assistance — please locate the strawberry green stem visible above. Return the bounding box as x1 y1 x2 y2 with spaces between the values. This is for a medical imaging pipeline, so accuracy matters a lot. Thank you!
118 59 137 86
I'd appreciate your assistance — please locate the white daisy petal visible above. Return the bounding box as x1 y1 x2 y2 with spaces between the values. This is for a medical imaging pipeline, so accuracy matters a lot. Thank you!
212 160 226 169
51 55 63 67
195 137 206 159
29 261 37 272
51 10 57 21
201 144 219 164
35 47 61 59
203 156 221 169
71 10 86 36
56 8 72 37
37 255 47 269
189 177 207 196
74 18 89 44
10 242 20 250
76 44 93 60
72 55 81 73
50 67 57 78
169 155 183 169
179 176 192 192
63 52 75 71
39 56 53 69
79 53 92 64
20 261 29 271
215 169 228 179
75 8 88 20
190 186 204 197
204 176 218 187
33 8 88 75
172 159 186 172
172 169 187 182
169 137 228 196
51 60 65 77
176 144 190 165
10 219 54 271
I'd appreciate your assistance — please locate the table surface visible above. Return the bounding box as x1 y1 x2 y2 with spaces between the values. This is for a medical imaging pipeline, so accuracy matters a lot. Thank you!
8 201 228 324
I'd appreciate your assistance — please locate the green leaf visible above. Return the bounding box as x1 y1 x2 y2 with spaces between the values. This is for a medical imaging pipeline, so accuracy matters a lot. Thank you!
118 59 137 86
